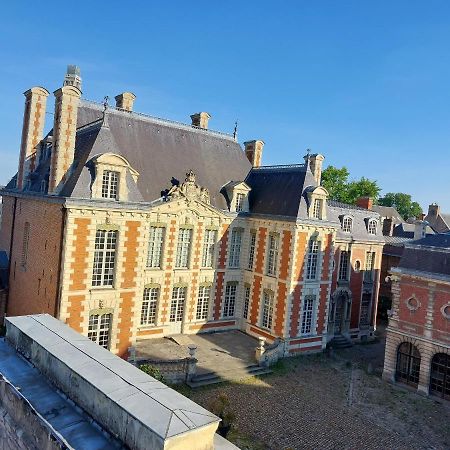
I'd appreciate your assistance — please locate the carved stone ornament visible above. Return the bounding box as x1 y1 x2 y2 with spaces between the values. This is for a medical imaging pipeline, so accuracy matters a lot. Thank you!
167 170 210 204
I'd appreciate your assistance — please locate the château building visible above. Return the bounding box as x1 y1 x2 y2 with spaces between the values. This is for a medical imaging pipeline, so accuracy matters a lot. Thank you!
0 67 384 358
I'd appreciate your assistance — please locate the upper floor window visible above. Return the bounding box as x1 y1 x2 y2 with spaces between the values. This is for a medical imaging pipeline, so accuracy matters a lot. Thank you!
175 228 192 268
88 312 112 349
261 290 275 330
235 193 245 212
147 226 164 268
364 251 375 282
92 230 117 287
306 240 320 280
266 233 280 276
228 228 243 268
223 282 237 317
368 219 377 235
141 287 159 325
247 231 257 270
101 170 119 200
312 198 323 219
301 293 316 335
196 285 211 320
202 229 217 268
338 251 350 281
342 217 353 233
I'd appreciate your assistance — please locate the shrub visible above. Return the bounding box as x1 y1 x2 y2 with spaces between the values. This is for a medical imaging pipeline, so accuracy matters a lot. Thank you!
139 364 165 383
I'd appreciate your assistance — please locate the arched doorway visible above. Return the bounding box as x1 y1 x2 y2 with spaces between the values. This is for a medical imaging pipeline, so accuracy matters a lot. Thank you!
396 342 421 387
430 353 450 400
328 288 352 336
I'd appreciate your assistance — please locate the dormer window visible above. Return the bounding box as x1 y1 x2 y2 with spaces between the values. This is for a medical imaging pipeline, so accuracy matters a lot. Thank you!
306 186 329 220
222 181 251 213
102 170 119 200
342 216 353 233
313 198 322 219
235 193 245 212
367 219 377 235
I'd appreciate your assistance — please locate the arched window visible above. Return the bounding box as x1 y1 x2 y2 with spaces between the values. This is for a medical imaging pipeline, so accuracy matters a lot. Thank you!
368 219 377 235
342 216 353 233
430 353 450 400
396 342 421 387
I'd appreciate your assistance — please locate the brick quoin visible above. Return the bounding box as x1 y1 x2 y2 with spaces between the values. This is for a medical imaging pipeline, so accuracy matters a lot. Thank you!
120 221 140 289
218 225 229 269
279 230 292 280
254 227 267 274
117 292 134 358
160 220 177 323
66 295 85 333
274 281 287 335
316 234 332 333
69 218 91 291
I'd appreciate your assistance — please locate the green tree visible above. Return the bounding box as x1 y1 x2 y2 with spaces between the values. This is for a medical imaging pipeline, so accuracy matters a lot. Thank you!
378 193 422 220
346 177 380 204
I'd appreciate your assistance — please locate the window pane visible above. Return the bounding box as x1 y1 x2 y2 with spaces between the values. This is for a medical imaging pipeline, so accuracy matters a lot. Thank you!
102 170 119 200
147 226 164 268
196 285 210 320
223 283 237 317
92 230 117 286
175 229 192 268
306 240 320 280
201 229 216 268
228 229 242 268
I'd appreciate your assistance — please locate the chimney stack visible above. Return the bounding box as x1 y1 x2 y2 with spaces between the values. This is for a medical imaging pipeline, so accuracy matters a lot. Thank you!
48 66 82 194
428 203 440 217
414 220 428 240
382 218 395 236
190 112 211 129
115 92 136 112
244 140 264 168
304 153 325 185
356 197 374 210
17 87 50 190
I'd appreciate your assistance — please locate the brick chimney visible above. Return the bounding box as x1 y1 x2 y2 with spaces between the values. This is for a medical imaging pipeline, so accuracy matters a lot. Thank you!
356 197 373 210
190 112 211 129
428 203 440 217
303 153 325 185
48 66 82 194
244 140 264 168
115 92 136 112
17 87 50 190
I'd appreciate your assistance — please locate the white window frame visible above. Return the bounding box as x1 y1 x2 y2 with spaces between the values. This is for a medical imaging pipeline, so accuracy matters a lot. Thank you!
223 283 237 317
147 226 165 268
175 228 192 268
266 233 280 276
92 230 117 287
368 219 377 235
342 216 353 233
170 286 186 322
235 192 245 212
247 230 257 270
101 170 119 200
312 198 322 219
196 285 211 320
364 251 375 282
141 287 159 325
228 228 242 268
306 240 320 280
301 294 316 335
88 312 112 349
261 290 275 330
201 229 216 268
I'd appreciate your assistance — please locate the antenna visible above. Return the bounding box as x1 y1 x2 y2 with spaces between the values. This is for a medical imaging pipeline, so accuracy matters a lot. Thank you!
233 120 238 141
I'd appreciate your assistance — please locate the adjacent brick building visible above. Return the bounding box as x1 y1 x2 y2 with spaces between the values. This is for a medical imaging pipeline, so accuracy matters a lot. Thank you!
383 234 450 400
0 66 384 358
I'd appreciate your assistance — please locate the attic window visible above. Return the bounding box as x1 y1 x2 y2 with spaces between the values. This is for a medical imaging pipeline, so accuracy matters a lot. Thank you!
235 193 245 212
102 170 119 200
368 219 377 235
312 198 323 219
342 216 353 233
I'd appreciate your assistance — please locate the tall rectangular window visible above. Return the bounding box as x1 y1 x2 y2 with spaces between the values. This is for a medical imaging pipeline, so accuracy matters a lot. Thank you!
312 198 322 219
266 233 280 276
306 240 320 280
196 285 210 320
88 313 112 349
141 287 159 325
170 287 186 322
235 193 245 212
202 229 217 268
175 228 192 268
364 252 375 282
223 283 237 317
247 231 257 270
92 230 117 286
101 170 119 200
261 291 275 330
228 228 242 268
21 222 30 267
301 294 315 334
243 285 251 319
338 251 350 281
147 226 164 268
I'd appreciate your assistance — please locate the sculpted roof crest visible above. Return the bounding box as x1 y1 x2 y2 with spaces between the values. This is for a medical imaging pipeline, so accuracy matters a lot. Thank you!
166 170 210 204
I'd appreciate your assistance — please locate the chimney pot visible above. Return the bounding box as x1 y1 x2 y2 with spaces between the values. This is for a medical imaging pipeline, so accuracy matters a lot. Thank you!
190 112 211 129
115 92 136 112
244 140 265 168
428 203 440 217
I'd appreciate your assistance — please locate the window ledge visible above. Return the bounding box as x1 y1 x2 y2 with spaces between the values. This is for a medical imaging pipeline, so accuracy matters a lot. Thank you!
90 286 115 291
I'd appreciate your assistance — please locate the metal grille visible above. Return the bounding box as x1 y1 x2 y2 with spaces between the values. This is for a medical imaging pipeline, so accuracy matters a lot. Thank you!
147 226 164 268
101 170 119 200
223 283 237 317
248 231 256 270
306 240 320 280
301 294 315 334
243 286 251 319
141 287 159 325
266 234 279 276
338 251 349 281
196 285 210 320
201 229 216 268
175 228 192 268
170 287 186 322
88 313 112 349
92 230 117 286
396 342 421 387
228 229 242 268
261 291 274 329
430 353 450 400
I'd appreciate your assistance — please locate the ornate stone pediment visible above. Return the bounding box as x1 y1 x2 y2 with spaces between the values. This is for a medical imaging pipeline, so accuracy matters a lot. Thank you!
166 170 210 204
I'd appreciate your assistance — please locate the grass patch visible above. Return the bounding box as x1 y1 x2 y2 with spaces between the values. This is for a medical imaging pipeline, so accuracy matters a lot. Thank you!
227 429 268 450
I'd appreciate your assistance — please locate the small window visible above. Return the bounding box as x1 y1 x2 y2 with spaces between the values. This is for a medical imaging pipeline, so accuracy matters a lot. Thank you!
101 170 119 200
261 290 275 330
368 219 377 235
235 193 245 212
342 217 352 233
88 312 112 349
223 283 237 317
312 198 322 219
196 285 211 320
243 285 251 319
141 287 159 325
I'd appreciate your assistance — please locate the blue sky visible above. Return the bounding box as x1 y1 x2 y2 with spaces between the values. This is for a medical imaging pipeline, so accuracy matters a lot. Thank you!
1 1 450 211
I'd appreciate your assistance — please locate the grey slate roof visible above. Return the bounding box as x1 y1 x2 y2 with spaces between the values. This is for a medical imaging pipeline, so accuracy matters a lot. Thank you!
371 205 403 223
424 212 450 233
392 222 435 239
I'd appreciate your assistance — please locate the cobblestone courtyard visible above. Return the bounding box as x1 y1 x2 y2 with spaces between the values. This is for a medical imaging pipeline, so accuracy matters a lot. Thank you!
184 331 450 450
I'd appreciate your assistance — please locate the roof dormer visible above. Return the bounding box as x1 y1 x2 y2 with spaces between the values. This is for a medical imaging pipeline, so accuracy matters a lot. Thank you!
305 186 329 220
222 181 251 213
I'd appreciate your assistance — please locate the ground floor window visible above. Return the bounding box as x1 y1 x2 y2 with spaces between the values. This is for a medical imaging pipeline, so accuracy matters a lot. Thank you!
196 285 210 320
301 294 315 334
223 283 237 318
430 353 450 400
141 287 159 325
359 292 372 326
88 312 112 349
261 290 274 330
243 285 251 319
170 287 186 322
396 342 421 387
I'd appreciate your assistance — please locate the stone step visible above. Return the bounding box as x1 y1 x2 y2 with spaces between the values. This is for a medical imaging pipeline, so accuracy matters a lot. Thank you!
330 336 353 349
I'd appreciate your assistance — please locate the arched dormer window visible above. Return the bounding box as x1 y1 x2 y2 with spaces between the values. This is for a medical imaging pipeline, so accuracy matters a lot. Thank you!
367 219 377 235
342 216 353 233
306 186 329 220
